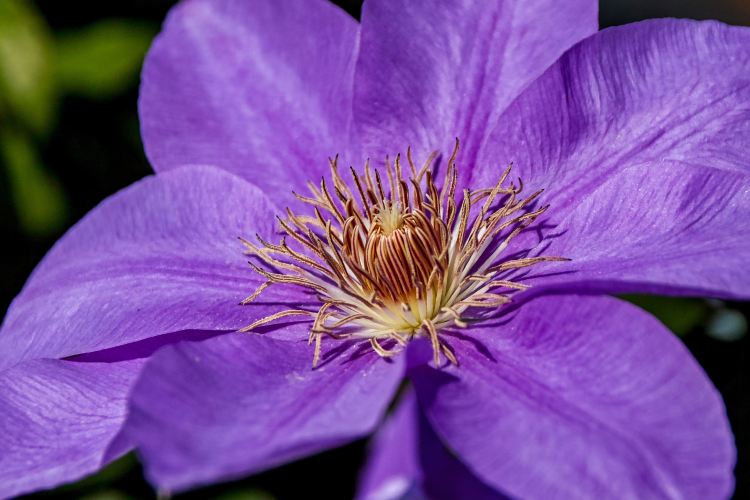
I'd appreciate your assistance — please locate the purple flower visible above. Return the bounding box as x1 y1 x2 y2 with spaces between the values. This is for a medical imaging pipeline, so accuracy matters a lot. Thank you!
1 0 748 498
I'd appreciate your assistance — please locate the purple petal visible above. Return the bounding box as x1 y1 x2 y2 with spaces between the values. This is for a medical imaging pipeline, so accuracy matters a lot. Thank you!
530 164 750 299
357 391 421 500
412 295 735 499
140 0 359 189
474 19 750 211
0 358 142 498
125 334 404 492
354 0 597 165
0 166 295 370
357 389 504 500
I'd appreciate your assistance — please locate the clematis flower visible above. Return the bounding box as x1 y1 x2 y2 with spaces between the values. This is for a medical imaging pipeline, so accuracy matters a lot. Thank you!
1 0 749 498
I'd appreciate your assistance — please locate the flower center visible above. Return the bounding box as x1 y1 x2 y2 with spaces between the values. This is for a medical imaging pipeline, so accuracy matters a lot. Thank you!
239 140 565 367
349 200 446 305
372 202 404 235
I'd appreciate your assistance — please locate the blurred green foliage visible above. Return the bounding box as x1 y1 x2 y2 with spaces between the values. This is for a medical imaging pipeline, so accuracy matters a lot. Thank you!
0 0 155 237
56 20 156 98
624 295 747 341
0 0 56 135
214 489 276 500
624 296 709 336
0 126 67 235
706 307 748 341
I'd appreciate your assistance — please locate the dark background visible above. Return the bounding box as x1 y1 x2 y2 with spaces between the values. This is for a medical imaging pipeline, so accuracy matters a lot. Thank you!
0 1 747 498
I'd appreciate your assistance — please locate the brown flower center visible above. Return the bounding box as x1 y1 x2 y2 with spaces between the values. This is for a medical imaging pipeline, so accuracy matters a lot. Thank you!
346 201 448 304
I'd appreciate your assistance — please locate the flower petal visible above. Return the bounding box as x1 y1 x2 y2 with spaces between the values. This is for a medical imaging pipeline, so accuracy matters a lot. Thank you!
0 358 141 498
0 166 294 370
412 295 735 499
530 164 750 299
125 334 404 492
474 19 750 211
140 0 359 188
357 389 504 500
356 390 421 500
354 0 597 164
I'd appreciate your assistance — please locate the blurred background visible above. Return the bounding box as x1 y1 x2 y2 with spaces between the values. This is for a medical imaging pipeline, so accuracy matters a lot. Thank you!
0 0 747 498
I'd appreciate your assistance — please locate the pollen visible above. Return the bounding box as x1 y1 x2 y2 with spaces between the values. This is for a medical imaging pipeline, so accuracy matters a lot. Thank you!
239 140 565 367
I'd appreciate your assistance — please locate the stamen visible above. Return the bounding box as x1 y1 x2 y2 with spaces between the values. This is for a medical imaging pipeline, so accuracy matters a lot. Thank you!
239 309 315 332
239 140 567 367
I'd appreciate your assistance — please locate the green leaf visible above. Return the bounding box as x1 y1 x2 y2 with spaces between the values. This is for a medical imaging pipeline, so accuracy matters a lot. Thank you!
622 295 709 336
56 20 157 98
78 491 131 500
0 0 57 135
1 126 68 236
42 454 142 498
214 489 277 500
